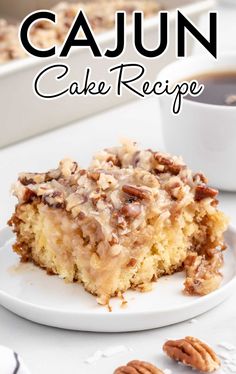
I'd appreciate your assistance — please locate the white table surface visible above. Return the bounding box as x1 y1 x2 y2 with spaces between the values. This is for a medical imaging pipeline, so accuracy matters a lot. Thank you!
0 3 236 374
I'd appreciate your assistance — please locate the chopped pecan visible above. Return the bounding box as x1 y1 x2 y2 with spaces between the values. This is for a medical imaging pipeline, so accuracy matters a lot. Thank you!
132 151 141 167
77 211 86 220
122 185 150 200
19 173 44 185
106 155 121 167
114 360 164 374
91 193 106 207
154 153 184 175
20 176 36 186
195 185 218 201
184 252 223 296
91 196 99 207
42 191 65 209
79 169 87 176
163 336 220 372
22 188 37 203
19 169 61 185
211 199 219 207
88 172 100 182
109 233 119 246
45 169 61 181
127 258 137 267
193 172 208 184
120 202 141 218
154 153 173 166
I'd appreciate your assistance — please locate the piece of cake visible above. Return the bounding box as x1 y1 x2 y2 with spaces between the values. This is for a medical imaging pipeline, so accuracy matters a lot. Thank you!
9 141 228 304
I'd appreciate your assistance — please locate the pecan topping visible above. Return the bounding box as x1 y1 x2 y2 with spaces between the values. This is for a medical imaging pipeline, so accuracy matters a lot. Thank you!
154 153 184 175
193 172 208 184
109 233 119 246
88 172 100 182
19 169 61 185
19 173 44 185
23 188 37 203
20 176 36 186
163 336 220 372
113 211 127 229
77 211 86 220
120 202 141 218
45 169 61 181
79 169 87 176
127 258 137 267
154 153 173 166
122 185 150 200
42 191 65 209
106 155 121 167
114 360 164 374
132 151 141 167
195 185 218 201
184 252 223 296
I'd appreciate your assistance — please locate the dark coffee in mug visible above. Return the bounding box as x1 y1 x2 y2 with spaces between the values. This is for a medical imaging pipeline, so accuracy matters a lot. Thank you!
185 71 236 106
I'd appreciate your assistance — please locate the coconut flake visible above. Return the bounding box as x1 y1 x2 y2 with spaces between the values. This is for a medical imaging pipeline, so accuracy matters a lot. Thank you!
84 350 103 364
163 369 173 374
218 342 236 351
102 345 128 357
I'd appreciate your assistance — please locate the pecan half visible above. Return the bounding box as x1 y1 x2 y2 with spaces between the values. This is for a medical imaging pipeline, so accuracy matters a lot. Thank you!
163 336 220 372
122 185 150 200
195 185 218 201
114 360 164 374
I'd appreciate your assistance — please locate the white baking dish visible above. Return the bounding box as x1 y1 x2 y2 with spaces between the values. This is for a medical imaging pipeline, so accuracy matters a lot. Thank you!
0 0 215 148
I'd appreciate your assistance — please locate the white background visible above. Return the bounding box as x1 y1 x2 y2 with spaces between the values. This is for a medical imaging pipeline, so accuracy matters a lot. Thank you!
0 2 236 373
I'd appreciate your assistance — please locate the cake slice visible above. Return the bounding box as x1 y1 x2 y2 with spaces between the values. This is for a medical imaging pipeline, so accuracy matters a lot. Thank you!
9 141 228 304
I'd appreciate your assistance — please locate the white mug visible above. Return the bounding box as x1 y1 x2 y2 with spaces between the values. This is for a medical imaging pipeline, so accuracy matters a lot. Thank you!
158 52 236 191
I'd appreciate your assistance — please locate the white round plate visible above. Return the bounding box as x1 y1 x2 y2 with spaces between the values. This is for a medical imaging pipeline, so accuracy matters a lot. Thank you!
0 227 235 332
